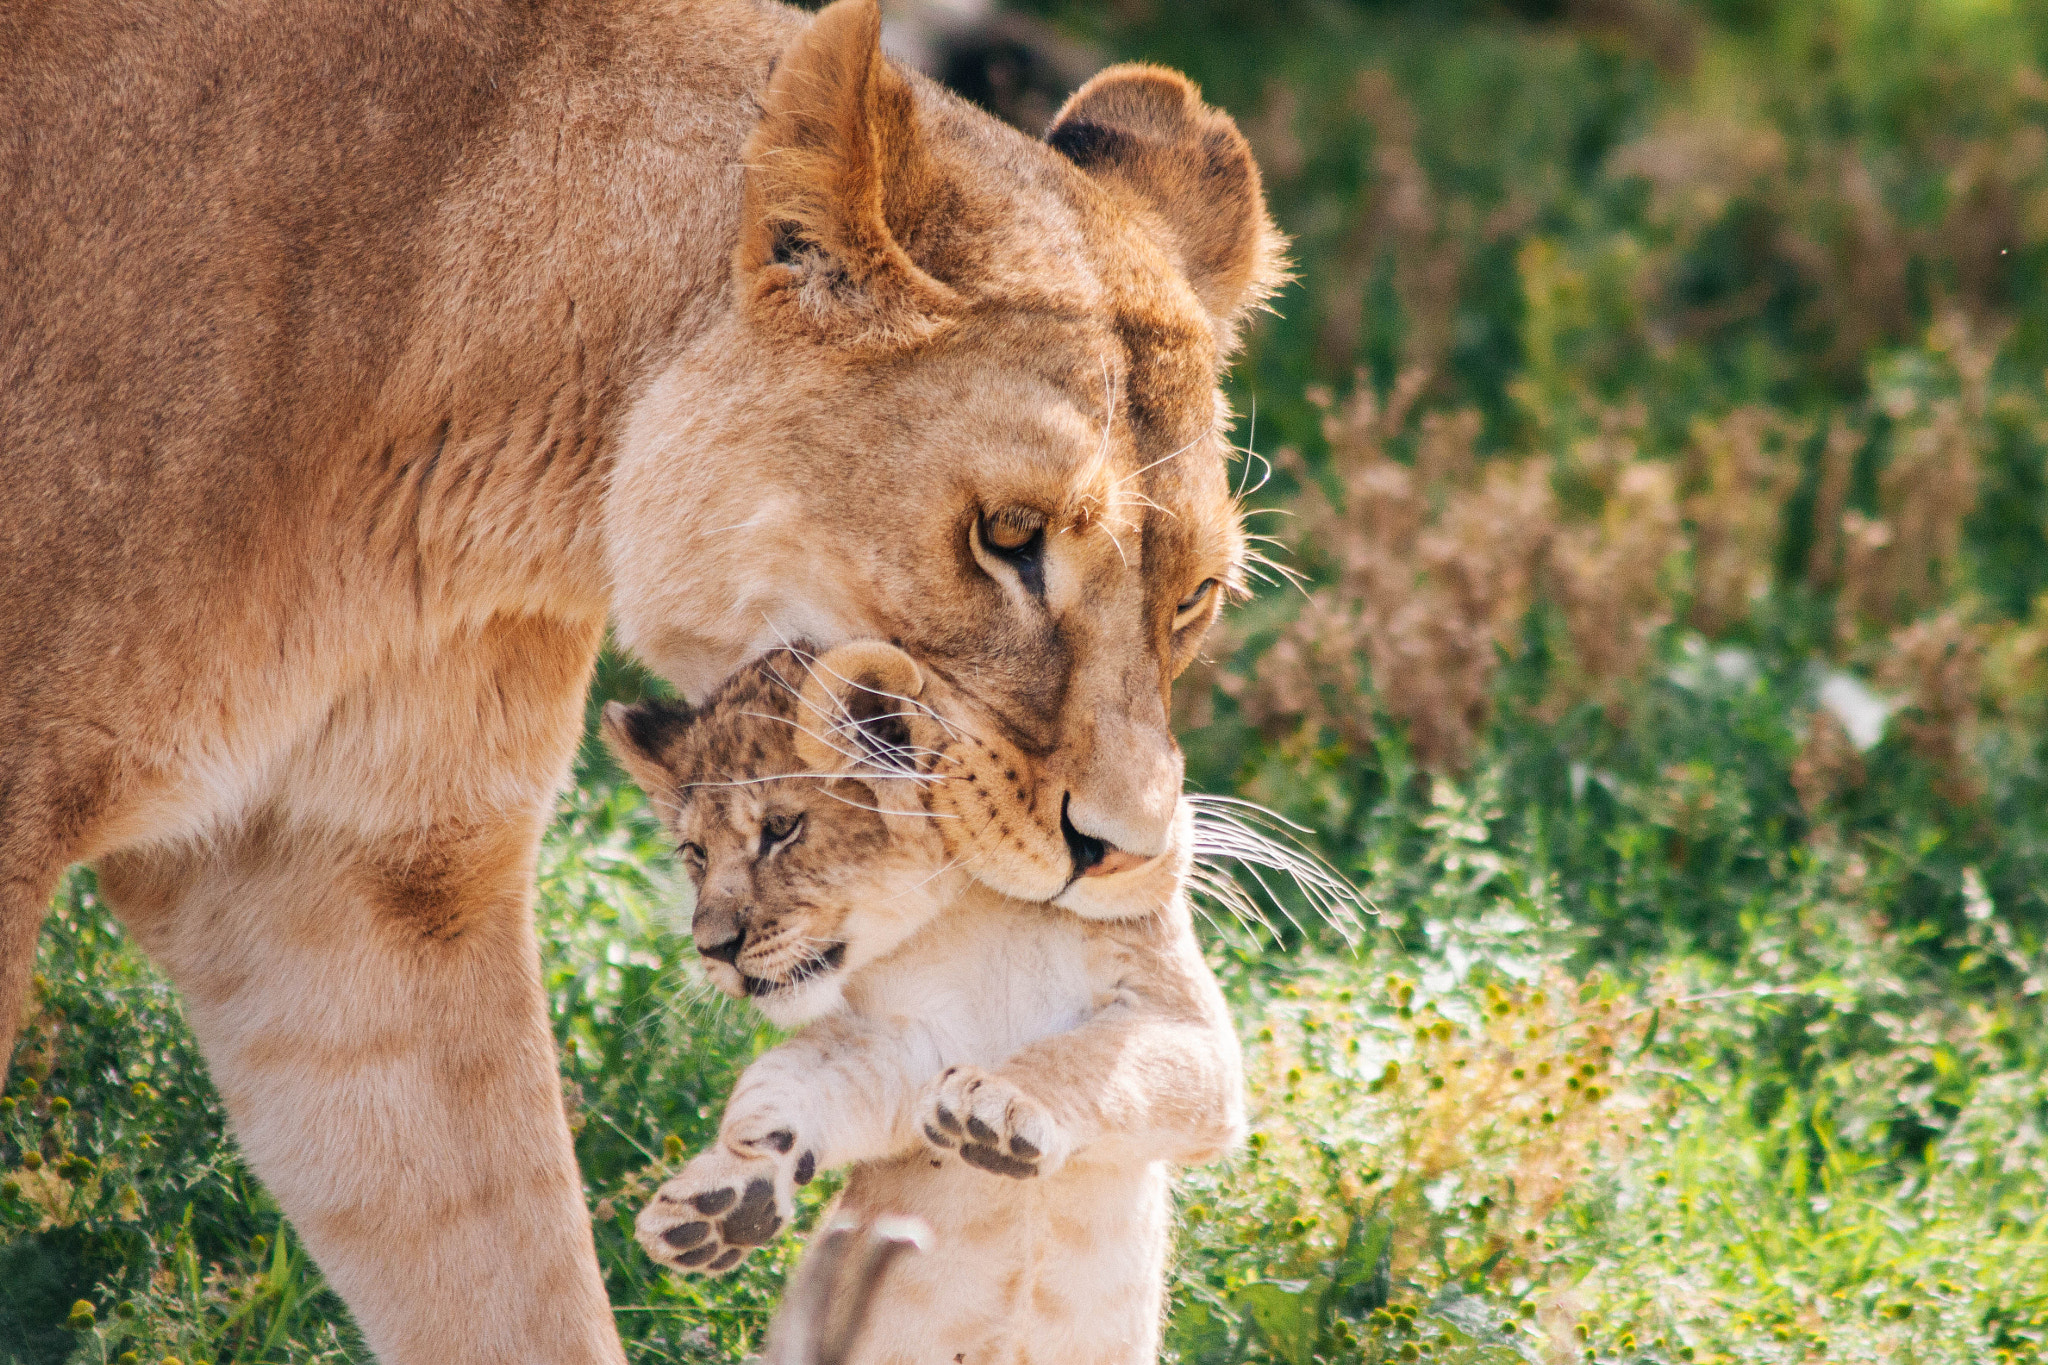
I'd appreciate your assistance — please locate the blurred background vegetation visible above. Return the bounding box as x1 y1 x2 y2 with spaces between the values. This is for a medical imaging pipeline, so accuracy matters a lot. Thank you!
9 1 2048 1362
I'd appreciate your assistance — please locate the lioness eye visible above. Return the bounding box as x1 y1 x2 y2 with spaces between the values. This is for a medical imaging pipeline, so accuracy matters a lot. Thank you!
678 842 708 877
761 811 805 854
972 507 1047 597
1173 579 1219 631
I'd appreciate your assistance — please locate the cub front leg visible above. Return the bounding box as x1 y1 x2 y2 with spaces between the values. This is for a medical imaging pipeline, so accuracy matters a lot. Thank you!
639 1014 938 1274
635 1066 826 1274
636 1139 801 1274
917 1065 1075 1179
986 1003 1247 1169
940 928 1248 1173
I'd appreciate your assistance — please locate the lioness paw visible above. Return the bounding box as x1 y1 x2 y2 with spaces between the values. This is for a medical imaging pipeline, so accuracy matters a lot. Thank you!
918 1066 1070 1179
636 1145 798 1275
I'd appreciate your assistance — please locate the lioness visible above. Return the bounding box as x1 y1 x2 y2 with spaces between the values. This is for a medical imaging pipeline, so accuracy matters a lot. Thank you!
603 642 1243 1365
1 0 1278 1360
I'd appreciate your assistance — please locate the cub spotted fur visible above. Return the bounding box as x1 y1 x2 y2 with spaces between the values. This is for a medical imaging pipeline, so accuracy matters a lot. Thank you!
604 643 1244 1365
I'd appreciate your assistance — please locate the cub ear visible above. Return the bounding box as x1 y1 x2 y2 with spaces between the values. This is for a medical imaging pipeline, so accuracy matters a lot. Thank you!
793 643 927 776
1046 65 1288 346
738 0 960 350
601 699 695 806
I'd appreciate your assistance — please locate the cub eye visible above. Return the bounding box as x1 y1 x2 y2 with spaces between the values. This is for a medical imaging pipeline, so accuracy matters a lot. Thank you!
678 842 708 878
971 507 1047 598
1173 579 1219 632
760 811 805 855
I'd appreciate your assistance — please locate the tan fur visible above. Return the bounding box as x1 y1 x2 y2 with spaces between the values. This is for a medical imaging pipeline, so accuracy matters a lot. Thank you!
607 644 1244 1365
2 1 1278 1359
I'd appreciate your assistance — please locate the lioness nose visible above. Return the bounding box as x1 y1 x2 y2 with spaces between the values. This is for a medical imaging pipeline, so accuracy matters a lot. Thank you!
697 931 743 966
1061 795 1158 879
1062 739 1181 859
1061 795 1109 874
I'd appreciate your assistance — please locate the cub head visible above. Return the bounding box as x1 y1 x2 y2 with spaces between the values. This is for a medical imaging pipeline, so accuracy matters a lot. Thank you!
602 643 964 1026
606 0 1285 893
605 640 1194 1022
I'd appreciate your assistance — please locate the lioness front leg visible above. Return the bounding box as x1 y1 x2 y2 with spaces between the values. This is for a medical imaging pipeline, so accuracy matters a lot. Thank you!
638 1013 939 1274
97 615 621 1365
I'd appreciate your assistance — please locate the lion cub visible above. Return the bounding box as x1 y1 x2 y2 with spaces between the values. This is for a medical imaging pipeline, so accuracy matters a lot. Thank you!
602 642 1244 1365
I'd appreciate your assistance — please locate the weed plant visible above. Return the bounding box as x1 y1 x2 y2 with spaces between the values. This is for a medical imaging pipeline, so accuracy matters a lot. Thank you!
12 2 2048 1363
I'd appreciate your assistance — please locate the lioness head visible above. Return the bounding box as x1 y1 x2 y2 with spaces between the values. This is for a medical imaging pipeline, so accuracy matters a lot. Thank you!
605 0 1283 885
604 641 1192 1022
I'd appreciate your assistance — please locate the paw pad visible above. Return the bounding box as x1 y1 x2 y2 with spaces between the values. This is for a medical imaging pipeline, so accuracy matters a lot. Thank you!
636 1145 800 1276
720 1177 782 1244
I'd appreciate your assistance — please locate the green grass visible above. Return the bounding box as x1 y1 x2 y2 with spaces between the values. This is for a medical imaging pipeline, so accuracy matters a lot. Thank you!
12 2 2048 1362
9 710 2047 1364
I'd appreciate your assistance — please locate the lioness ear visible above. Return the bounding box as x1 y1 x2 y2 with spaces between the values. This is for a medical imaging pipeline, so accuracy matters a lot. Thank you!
739 0 960 349
601 699 694 806
793 643 926 775
1046 65 1288 345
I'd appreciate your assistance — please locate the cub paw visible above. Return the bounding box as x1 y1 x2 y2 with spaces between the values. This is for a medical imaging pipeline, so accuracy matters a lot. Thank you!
636 1142 802 1275
917 1066 1070 1179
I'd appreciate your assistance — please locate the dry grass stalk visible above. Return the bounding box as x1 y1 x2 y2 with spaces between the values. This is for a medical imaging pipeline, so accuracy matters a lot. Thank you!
1318 71 1464 376
1682 406 1802 635
1806 150 1914 376
1836 509 1896 632
1232 970 1653 1290
1241 79 1304 185
1877 609 1986 803
1790 707 1866 823
1836 314 1996 638
1230 375 1555 770
1806 416 1862 591
1229 382 1701 765
1836 401 1980 634
1609 115 1787 229
1984 594 2048 729
1609 78 2047 376
1543 438 1683 721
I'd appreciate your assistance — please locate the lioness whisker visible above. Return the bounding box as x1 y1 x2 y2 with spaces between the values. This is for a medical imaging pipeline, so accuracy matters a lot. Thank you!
1184 863 1265 931
1241 546 1307 594
1228 400 1273 502
1100 519 1131 569
757 639 969 763
1109 429 1207 490
672 770 943 794
812 785 961 821
732 707 947 782
1185 794 1372 943
1193 824 1359 928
